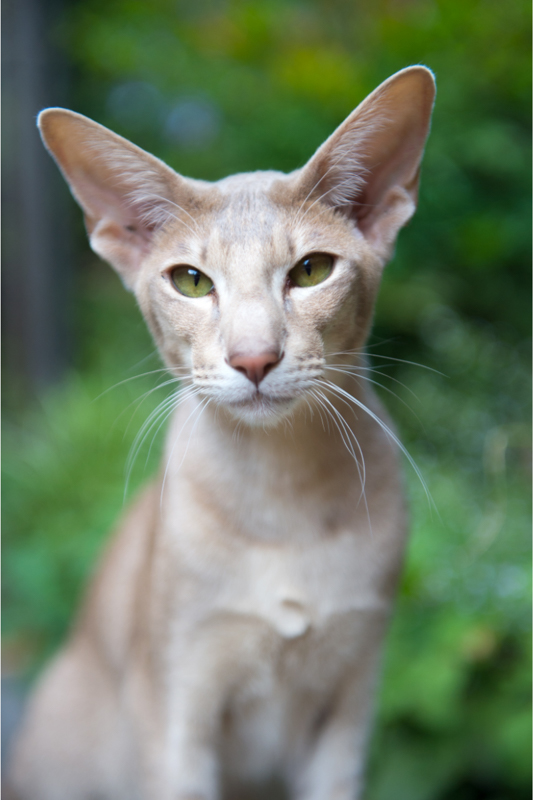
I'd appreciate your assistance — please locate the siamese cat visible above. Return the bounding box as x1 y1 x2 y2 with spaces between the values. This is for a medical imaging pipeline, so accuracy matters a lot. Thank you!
9 66 435 800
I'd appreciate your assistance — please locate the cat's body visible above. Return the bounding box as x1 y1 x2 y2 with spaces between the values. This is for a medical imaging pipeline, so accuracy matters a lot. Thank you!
8 67 435 800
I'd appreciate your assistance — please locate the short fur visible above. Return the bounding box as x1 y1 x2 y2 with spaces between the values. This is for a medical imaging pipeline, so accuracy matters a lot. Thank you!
8 67 435 800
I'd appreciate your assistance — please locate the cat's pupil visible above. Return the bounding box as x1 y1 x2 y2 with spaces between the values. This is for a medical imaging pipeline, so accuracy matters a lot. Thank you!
304 260 312 276
190 269 200 287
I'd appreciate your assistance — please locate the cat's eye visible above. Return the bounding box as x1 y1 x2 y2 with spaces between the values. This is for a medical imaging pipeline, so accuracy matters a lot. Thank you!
170 266 214 298
288 253 334 288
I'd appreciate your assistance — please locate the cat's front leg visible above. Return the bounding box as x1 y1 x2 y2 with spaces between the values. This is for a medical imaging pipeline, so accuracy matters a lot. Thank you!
136 628 236 800
291 617 387 800
292 711 369 800
139 682 221 800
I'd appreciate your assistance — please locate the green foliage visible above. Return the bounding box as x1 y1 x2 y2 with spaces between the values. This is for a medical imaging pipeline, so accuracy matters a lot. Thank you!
4 0 531 797
58 0 530 335
2 265 163 663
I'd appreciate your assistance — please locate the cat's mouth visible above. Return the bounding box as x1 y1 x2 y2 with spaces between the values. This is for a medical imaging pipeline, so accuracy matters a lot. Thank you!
225 389 299 424
230 390 296 408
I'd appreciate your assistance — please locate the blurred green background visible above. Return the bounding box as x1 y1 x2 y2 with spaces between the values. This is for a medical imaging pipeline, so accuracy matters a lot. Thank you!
2 1 531 798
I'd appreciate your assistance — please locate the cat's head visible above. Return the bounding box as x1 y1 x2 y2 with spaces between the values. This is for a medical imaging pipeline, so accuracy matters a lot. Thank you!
38 67 434 426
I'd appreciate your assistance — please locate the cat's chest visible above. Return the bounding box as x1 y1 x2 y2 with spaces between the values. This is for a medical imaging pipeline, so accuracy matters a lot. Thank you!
167 518 394 640
162 423 404 637
219 535 388 635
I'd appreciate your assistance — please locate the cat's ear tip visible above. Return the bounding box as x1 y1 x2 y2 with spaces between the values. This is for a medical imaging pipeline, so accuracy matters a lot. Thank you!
37 109 101 155
37 108 91 137
374 66 436 113
400 64 435 78
37 108 68 138
388 65 436 94
38 107 69 124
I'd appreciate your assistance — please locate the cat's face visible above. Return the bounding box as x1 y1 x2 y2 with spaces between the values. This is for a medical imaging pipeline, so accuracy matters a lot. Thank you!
136 171 379 425
38 67 435 426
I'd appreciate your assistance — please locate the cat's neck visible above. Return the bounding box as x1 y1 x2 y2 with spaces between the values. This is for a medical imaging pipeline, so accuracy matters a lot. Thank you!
160 374 390 544
165 366 380 481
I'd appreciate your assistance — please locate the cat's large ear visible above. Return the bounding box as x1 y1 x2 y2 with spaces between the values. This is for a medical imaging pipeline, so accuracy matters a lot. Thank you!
38 109 190 288
296 66 435 261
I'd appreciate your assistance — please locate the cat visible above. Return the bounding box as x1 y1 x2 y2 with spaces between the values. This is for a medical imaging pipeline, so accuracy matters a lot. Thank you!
8 66 435 800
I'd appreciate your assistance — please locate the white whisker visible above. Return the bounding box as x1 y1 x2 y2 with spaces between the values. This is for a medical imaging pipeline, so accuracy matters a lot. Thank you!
325 366 422 423
291 156 347 229
93 366 186 403
312 388 365 483
160 396 211 509
141 192 201 232
317 379 436 512
293 175 358 229
309 388 372 538
116 377 185 439
327 349 445 376
124 385 198 498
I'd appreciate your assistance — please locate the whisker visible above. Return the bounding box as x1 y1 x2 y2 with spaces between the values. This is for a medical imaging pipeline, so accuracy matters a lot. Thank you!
309 388 372 537
93 366 187 403
327 349 445 376
317 379 436 513
310 390 330 433
124 385 198 498
325 366 423 423
291 147 370 231
312 388 365 483
134 191 201 238
291 157 347 230
126 396 178 470
127 348 162 371
293 175 358 229
142 192 201 232
127 393 179 464
313 385 367 482
231 417 245 446
329 362 422 403
302 395 315 424
160 396 211 509
115 376 185 438
143 387 194 468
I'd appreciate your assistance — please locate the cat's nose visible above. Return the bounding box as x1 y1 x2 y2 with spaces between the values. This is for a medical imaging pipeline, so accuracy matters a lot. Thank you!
227 351 283 387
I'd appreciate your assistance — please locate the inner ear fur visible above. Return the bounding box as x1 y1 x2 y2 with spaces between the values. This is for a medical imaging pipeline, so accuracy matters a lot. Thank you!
38 109 191 288
296 66 436 261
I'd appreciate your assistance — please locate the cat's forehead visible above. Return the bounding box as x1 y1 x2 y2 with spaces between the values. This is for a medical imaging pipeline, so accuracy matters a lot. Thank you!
156 166 359 284
202 192 292 281
213 169 291 238
215 169 286 194
168 169 350 273
165 170 294 275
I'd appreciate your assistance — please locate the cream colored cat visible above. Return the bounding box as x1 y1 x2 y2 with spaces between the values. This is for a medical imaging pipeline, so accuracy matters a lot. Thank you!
9 66 435 800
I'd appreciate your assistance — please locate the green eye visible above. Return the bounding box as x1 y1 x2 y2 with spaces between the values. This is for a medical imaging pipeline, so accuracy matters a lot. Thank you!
288 253 334 288
170 266 214 298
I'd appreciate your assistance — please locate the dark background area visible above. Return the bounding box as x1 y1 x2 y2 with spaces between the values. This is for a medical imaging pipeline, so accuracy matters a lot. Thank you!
2 1 531 798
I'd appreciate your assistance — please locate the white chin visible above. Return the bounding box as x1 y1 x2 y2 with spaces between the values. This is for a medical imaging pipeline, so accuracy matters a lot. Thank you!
226 393 297 427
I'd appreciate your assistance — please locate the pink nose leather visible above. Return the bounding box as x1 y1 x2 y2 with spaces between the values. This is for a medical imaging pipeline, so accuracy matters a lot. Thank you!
228 351 282 387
